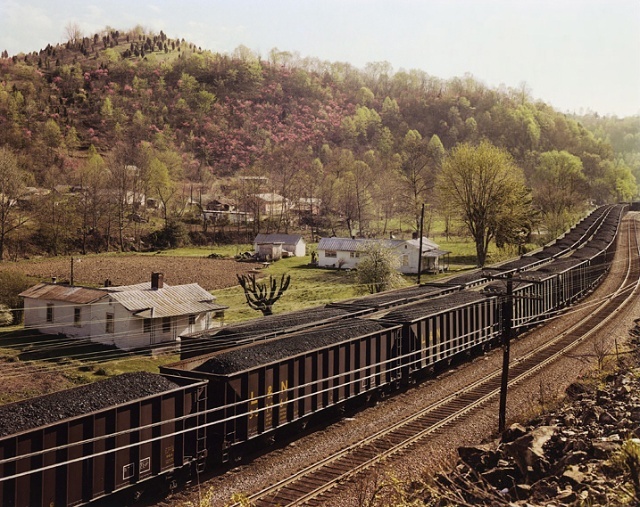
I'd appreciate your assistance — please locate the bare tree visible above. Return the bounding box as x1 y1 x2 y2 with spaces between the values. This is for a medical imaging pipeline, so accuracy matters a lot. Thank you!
64 22 83 47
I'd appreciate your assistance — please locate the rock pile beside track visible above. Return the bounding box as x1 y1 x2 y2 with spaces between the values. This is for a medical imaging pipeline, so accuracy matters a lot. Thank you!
0 372 180 437
421 327 640 506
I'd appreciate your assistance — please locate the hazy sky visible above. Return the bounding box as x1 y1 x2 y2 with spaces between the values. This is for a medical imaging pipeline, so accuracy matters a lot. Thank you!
1 0 639 117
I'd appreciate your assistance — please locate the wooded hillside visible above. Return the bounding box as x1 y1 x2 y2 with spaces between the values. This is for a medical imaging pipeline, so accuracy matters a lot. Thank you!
0 26 638 261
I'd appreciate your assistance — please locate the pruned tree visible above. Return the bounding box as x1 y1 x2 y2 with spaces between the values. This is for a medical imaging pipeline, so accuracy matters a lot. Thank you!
237 273 291 316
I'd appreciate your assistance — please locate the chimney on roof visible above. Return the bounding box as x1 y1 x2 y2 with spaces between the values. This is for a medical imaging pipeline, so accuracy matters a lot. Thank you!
151 272 164 290
104 279 111 287
51 276 57 284
412 232 418 240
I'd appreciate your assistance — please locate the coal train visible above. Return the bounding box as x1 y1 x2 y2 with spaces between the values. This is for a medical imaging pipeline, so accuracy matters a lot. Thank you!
0 204 624 507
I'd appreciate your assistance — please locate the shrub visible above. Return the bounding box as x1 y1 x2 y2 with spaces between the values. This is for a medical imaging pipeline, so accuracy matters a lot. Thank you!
0 271 31 323
146 220 191 249
0 304 13 326
355 242 404 294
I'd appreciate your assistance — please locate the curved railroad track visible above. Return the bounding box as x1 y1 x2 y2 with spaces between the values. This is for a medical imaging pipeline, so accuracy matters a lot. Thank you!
234 215 640 507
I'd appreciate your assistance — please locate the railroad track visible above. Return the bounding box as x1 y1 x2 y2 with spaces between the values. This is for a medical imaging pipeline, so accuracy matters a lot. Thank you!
233 215 640 507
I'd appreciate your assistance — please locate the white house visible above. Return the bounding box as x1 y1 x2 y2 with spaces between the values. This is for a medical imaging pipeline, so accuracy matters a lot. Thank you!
253 233 306 260
203 209 252 225
255 193 288 217
20 273 227 351
317 237 449 274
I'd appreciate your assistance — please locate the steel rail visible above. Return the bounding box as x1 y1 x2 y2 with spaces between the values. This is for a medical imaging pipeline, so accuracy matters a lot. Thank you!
236 215 639 507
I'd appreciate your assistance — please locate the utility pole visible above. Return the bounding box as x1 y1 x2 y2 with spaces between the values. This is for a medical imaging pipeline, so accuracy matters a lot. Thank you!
483 270 542 433
417 203 425 285
498 273 513 433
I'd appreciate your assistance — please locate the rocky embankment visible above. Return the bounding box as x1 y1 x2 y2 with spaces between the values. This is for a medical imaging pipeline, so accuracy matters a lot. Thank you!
420 322 640 506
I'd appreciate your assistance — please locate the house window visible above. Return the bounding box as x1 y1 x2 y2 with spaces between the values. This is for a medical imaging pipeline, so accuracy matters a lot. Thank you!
46 304 54 323
143 319 151 334
74 307 81 327
162 317 172 333
402 254 409 267
325 250 337 258
105 313 114 334
349 252 360 258
188 315 196 326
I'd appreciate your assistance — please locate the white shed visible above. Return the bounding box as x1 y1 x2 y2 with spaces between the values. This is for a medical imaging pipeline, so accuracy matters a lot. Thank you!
253 234 306 258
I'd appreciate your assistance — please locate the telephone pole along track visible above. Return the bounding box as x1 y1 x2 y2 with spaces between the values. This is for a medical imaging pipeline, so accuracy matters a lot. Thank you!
237 215 640 507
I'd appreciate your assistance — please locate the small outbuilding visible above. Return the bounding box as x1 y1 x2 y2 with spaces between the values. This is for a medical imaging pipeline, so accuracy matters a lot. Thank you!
253 234 306 260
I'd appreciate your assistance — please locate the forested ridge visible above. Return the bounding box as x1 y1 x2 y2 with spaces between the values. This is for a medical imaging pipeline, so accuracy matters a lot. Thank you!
0 26 638 261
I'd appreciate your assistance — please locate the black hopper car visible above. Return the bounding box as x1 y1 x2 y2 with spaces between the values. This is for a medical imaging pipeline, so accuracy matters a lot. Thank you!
0 205 625 506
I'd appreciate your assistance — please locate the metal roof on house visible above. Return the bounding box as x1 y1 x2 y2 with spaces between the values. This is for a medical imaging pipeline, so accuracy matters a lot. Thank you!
108 283 227 319
404 237 441 252
255 193 285 202
19 283 109 304
318 237 369 252
103 281 171 292
254 233 304 245
423 248 450 257
318 237 447 256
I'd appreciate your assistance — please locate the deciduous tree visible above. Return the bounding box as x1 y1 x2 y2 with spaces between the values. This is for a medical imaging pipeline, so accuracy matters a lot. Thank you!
0 147 29 261
532 150 588 238
437 141 532 266
400 130 434 230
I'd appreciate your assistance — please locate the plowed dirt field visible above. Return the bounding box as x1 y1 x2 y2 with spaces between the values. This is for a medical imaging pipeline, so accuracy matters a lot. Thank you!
1 255 262 290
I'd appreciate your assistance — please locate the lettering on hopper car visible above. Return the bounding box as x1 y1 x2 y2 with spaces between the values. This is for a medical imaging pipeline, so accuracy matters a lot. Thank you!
266 385 274 427
249 392 259 419
140 457 151 475
279 380 289 406
164 445 174 466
